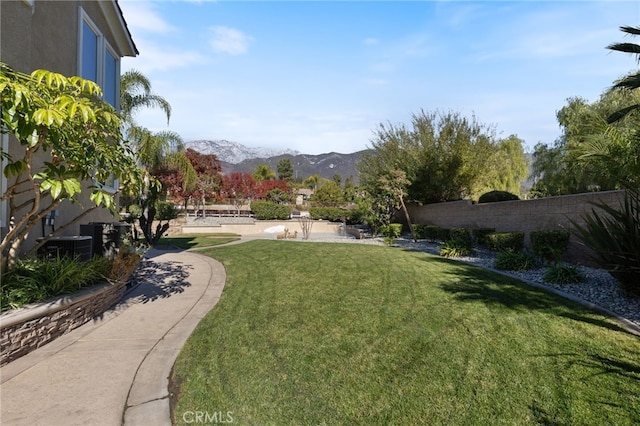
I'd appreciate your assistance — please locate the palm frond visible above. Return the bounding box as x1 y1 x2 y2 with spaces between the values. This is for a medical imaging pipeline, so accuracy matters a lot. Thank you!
606 42 640 55
607 103 640 123
612 72 640 90
620 25 640 36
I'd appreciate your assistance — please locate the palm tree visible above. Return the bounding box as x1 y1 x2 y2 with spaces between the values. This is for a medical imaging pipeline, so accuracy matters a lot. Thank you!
607 26 640 123
119 70 195 245
120 69 171 127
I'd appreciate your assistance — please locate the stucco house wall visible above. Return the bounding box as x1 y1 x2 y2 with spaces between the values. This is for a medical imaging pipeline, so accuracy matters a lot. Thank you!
0 0 137 255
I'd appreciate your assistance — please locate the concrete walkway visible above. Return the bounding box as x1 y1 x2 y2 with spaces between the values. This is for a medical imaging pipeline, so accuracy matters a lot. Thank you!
0 248 226 426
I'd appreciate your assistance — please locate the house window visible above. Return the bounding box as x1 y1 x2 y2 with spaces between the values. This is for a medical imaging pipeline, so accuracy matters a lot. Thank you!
78 8 120 110
104 48 118 107
78 8 121 192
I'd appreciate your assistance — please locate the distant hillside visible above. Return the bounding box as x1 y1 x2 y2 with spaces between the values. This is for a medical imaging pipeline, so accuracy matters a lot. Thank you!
185 140 299 164
221 151 367 184
185 139 366 183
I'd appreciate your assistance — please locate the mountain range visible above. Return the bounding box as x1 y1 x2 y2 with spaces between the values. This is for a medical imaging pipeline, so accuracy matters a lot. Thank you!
185 140 366 183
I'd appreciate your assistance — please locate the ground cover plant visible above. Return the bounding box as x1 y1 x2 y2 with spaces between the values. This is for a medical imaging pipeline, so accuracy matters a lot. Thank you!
1 256 111 312
171 241 639 425
157 233 240 250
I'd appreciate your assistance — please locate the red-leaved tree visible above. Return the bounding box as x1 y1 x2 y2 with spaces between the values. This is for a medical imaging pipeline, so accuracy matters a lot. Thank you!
221 173 257 216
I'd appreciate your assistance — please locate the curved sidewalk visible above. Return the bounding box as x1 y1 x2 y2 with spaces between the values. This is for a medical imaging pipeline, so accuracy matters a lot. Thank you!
0 248 226 426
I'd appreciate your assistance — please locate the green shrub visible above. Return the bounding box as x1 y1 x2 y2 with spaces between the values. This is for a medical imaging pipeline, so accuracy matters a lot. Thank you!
485 232 524 252
250 201 292 220
450 228 473 248
1 256 111 312
309 207 351 222
472 228 496 246
543 264 585 284
381 223 403 238
439 239 472 258
494 251 538 271
530 230 571 263
571 188 640 295
156 201 179 221
412 224 428 240
478 190 520 203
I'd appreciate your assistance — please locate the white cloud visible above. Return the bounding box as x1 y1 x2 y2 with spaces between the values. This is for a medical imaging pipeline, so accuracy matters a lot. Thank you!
122 37 206 73
363 37 379 46
209 26 253 55
119 0 176 35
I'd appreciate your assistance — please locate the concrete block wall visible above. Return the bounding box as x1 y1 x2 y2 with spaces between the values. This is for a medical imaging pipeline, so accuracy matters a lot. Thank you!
0 281 128 366
406 190 626 264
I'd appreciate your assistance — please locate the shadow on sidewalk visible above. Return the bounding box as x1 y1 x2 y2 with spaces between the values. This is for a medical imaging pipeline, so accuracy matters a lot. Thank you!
123 257 193 304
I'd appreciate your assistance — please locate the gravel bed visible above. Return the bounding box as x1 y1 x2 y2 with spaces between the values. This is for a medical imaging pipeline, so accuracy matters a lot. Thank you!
294 233 639 330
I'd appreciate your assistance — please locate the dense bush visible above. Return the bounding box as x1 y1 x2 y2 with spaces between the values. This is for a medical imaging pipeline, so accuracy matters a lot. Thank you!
478 190 520 203
415 225 450 242
1 256 112 312
485 232 524 252
156 201 179 220
309 207 352 222
544 264 585 284
250 201 292 220
494 251 538 271
472 228 496 246
571 189 640 296
530 230 571 263
450 228 473 248
381 223 403 238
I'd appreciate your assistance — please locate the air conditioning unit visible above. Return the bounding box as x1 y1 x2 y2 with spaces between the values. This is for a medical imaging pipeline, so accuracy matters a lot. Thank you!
38 236 93 261
80 222 131 257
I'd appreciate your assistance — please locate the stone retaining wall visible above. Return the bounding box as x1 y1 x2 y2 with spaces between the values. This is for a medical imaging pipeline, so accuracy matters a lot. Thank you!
406 190 626 264
0 281 128 366
181 219 343 236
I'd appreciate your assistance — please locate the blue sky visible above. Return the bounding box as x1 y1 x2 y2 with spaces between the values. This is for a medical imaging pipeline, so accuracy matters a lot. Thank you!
119 0 640 155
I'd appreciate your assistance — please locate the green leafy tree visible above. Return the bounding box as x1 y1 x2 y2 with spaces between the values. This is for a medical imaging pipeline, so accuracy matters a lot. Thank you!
303 174 321 191
473 135 529 198
277 158 294 181
531 90 640 197
0 64 140 269
312 180 344 205
343 176 357 202
360 110 511 204
379 169 416 242
253 164 275 181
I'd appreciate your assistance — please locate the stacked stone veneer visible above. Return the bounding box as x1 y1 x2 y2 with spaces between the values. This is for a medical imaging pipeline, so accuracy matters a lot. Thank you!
0 281 128 366
406 190 626 264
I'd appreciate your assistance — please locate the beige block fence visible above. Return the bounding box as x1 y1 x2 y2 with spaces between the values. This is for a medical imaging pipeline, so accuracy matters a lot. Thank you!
405 190 626 264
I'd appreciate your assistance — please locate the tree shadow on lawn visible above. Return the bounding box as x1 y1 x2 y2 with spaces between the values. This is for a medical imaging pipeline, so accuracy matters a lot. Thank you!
426 255 636 337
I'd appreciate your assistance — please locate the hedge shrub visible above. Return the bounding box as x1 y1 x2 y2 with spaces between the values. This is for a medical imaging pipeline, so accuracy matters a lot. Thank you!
250 201 292 220
449 228 473 248
472 228 496 246
485 232 524 252
478 190 520 203
530 230 571 262
309 207 351 222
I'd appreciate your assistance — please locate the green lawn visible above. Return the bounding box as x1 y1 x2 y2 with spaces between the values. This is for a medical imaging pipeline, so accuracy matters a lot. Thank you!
158 233 240 250
171 240 640 425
